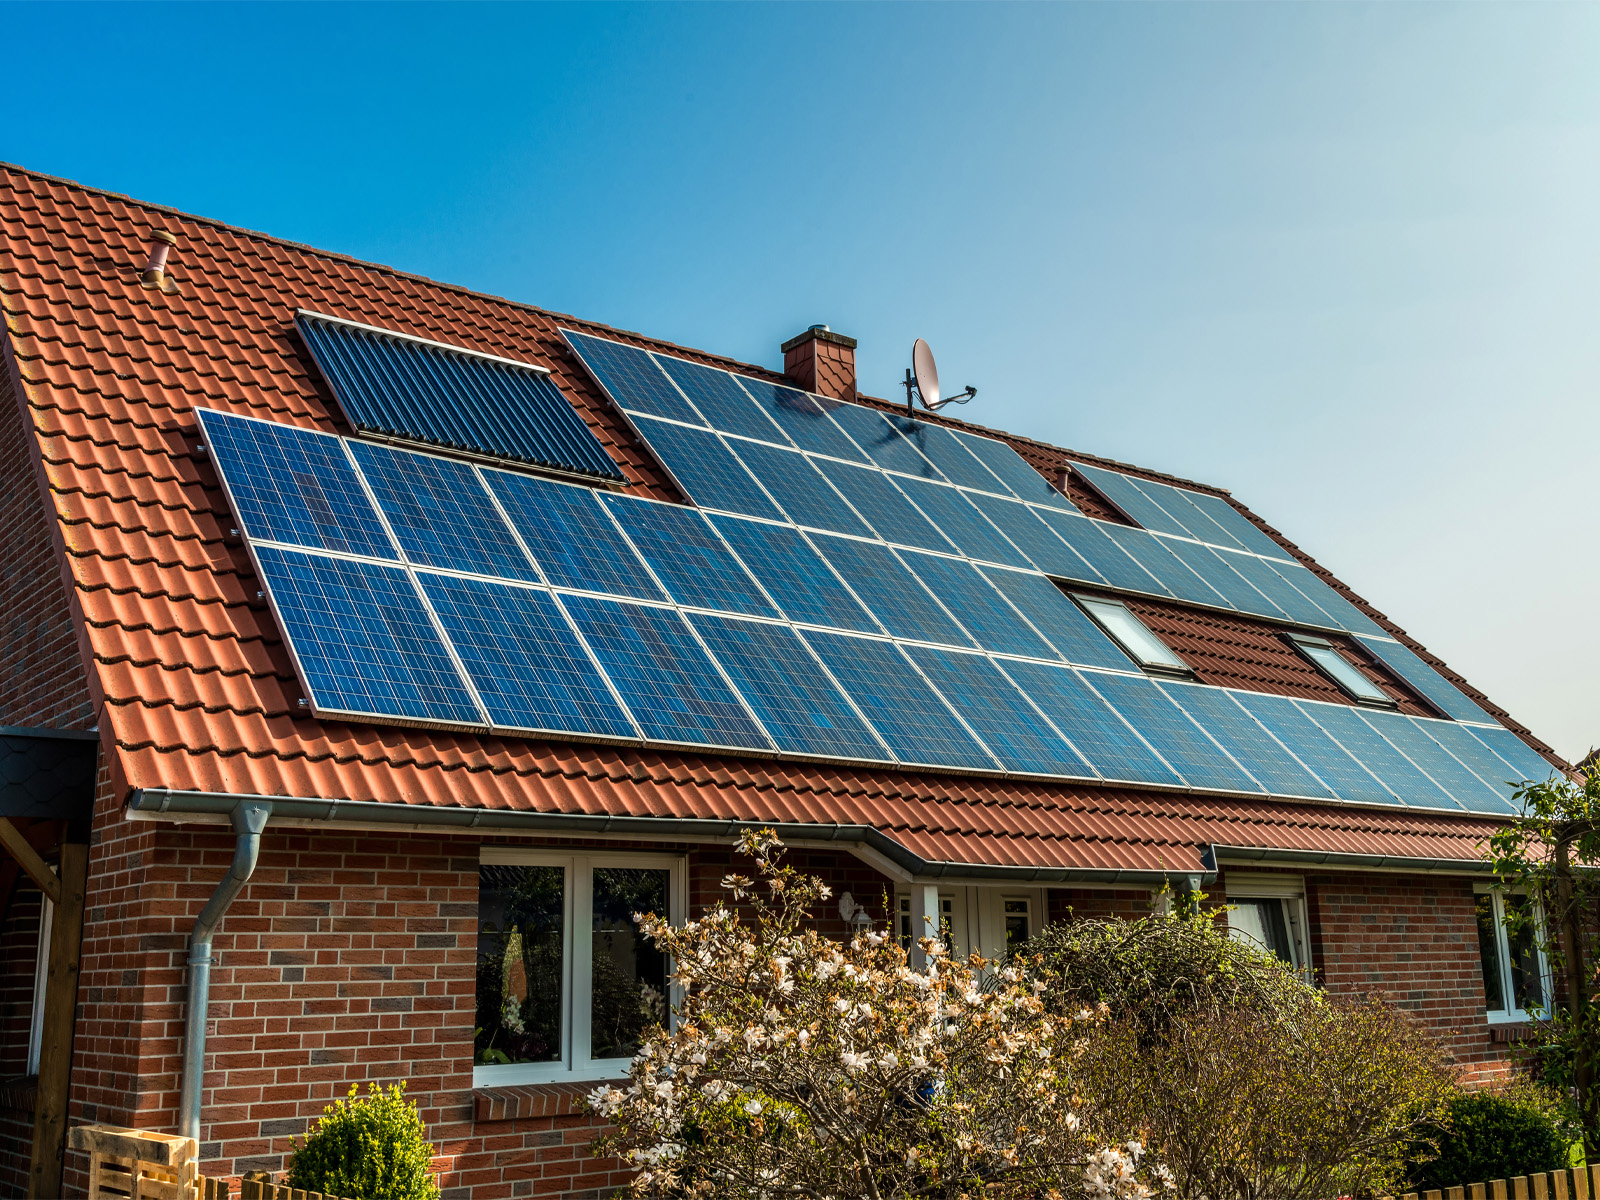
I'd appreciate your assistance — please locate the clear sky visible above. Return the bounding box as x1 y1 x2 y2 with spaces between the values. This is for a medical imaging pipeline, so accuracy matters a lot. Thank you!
4 2 1595 760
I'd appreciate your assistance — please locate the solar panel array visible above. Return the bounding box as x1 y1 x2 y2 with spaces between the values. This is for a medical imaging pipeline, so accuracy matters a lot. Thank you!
200 404 1549 818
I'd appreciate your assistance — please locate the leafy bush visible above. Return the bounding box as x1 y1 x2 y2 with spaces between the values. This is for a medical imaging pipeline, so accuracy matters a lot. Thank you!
286 1081 440 1200
1404 1087 1569 1192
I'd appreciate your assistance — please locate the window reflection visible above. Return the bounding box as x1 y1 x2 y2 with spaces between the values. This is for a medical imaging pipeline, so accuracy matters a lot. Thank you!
591 867 670 1061
476 864 565 1065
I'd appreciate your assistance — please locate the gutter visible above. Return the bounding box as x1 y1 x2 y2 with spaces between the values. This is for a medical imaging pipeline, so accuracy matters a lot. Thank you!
1204 844 1495 877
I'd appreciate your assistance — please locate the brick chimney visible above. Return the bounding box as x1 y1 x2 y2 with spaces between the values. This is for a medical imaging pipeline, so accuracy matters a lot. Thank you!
782 324 857 402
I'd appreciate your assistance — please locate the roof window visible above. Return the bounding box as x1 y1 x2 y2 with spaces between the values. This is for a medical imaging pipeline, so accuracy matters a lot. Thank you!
1286 634 1394 706
1072 596 1190 674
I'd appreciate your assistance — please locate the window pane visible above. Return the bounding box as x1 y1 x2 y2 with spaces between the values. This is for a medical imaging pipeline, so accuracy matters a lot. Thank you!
591 867 671 1060
1505 895 1545 1013
1228 899 1295 965
1004 898 1030 954
477 865 565 1065
1477 894 1507 1013
1077 597 1188 670
1299 642 1391 704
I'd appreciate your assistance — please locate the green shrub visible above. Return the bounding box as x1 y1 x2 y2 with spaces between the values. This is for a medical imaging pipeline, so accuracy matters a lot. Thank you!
1404 1087 1569 1192
285 1081 440 1200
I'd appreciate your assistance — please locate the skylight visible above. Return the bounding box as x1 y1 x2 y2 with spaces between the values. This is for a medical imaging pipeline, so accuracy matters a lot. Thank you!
1072 596 1190 673
1286 634 1394 706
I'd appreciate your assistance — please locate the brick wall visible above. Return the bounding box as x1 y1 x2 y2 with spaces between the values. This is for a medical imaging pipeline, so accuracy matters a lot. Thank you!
1047 887 1157 924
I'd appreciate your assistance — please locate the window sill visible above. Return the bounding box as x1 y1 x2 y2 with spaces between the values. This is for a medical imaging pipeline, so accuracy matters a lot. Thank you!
475 1079 628 1124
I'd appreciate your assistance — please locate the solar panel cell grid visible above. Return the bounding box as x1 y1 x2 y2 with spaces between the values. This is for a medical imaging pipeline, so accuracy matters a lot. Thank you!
827 403 945 479
895 478 1034 568
653 355 790 445
1158 538 1284 618
885 416 1005 492
949 429 1076 511
708 517 880 634
1070 462 1193 538
962 493 1093 581
811 534 975 647
995 660 1181 785
1275 563 1387 637
602 496 781 619
812 460 957 553
1148 484 1246 551
1096 525 1213 603
1297 702 1457 809
1085 671 1260 793
900 552 1056 660
1357 709 1513 815
1178 489 1292 560
1230 692 1394 805
727 439 874 536
1356 636 1491 723
1220 551 1333 627
562 331 704 425
1467 724 1561 786
629 416 785 522
1029 510 1154 592
1158 683 1333 799
977 567 1137 672
733 379 872 463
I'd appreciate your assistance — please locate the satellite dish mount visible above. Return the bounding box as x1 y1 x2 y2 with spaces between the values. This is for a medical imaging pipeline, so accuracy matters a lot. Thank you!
904 338 977 414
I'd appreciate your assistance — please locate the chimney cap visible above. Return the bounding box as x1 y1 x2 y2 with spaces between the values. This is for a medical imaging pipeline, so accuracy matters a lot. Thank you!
781 325 858 353
148 229 178 246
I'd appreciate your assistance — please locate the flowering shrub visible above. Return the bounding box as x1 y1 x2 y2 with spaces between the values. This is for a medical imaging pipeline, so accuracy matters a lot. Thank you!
587 830 1166 1199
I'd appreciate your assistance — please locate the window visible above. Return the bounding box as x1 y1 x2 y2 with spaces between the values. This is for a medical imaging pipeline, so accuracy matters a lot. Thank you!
1476 888 1547 1022
476 850 684 1083
1285 634 1394 706
27 896 53 1075
1223 873 1311 974
1003 897 1031 955
1073 595 1190 673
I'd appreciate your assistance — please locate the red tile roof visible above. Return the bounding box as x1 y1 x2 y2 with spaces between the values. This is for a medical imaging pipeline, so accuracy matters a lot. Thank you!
0 162 1559 874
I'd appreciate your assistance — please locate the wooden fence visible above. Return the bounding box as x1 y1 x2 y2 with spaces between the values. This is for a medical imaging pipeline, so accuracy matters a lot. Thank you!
68 1124 353 1200
1389 1165 1600 1200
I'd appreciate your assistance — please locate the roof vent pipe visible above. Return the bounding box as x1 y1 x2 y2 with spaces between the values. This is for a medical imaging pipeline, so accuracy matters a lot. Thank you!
140 230 178 291
179 799 271 1143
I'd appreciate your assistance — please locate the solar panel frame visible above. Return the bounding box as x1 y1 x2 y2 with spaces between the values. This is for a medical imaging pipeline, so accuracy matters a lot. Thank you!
1096 525 1219 604
1227 692 1396 805
882 415 1007 493
1220 550 1338 628
601 494 782 619
976 566 1136 672
627 415 787 522
811 460 958 553
808 534 976 648
1144 482 1247 551
1467 724 1562 786
1083 671 1261 793
1157 537 1287 619
1069 462 1195 538
1355 635 1491 723
731 378 873 463
560 329 705 426
1177 488 1293 560
1029 509 1160 592
826 403 947 479
962 493 1096 581
893 477 1035 568
1158 681 1334 800
898 551 1056 660
948 428 1077 511
652 355 793 445
725 438 875 537
707 516 882 635
1405 717 1528 807
1295 701 1459 809
1355 708 1514 815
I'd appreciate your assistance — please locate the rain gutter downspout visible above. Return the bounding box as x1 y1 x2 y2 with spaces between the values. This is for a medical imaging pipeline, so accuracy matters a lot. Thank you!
180 799 272 1143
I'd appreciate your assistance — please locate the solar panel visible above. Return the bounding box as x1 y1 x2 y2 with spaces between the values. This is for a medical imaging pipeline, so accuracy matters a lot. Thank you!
1355 636 1490 723
733 379 871 463
1355 708 1513 815
976 568 1140 672
801 631 998 771
298 312 623 481
902 646 1093 777
1158 682 1333 799
629 416 785 522
198 409 397 560
561 330 703 425
652 355 789 445
1410 718 1529 806
481 470 667 602
417 573 636 738
1084 672 1259 792
948 428 1076 511
688 614 889 761
707 516 880 635
809 535 975 647
1273 562 1386 636
1096 525 1218 604
601 495 780 619
1296 702 1457 809
1158 538 1285 618
346 442 536 582
826 403 944 479
899 552 1053 660
725 439 874 536
1228 692 1394 805
994 661 1181 785
1031 509 1160 593
1144 483 1246 551
811 460 957 553
1467 724 1560 787
883 415 1004 493
253 546 479 724
1177 488 1291 560
1221 551 1335 627
1069 462 1193 538
894 478 1033 568
962 493 1093 580
558 594 771 750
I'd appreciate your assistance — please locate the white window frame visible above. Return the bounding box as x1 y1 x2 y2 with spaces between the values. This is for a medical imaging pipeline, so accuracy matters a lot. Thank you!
1070 594 1191 675
1474 883 1551 1024
1285 633 1395 707
27 896 53 1075
1223 872 1312 978
475 848 686 1086
896 887 1047 965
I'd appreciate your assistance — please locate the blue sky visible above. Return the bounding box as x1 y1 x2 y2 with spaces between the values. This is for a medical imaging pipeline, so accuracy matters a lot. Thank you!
5 2 1597 759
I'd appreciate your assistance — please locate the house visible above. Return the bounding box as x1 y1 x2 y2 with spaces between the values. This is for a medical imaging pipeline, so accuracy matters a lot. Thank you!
0 161 1569 1199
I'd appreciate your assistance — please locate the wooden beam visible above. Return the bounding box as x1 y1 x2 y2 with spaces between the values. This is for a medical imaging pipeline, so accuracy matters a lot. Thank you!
28 837 87 1200
0 816 59 905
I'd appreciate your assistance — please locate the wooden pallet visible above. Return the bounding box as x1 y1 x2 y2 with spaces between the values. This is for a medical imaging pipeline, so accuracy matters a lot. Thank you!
68 1125 203 1200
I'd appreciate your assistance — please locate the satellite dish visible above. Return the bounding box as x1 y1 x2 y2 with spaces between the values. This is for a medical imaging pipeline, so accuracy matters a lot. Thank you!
903 339 977 414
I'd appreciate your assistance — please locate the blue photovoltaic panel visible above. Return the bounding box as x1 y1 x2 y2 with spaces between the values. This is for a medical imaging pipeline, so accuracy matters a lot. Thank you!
630 415 785 522
198 409 397 559
1356 636 1490 723
895 478 1033 568
602 495 780 619
1070 462 1193 537
727 439 874 536
482 471 666 602
346 442 536 582
827 403 944 479
1230 692 1395 805
900 552 1054 659
417 573 636 738
1032 510 1160 593
977 567 1137 672
1158 538 1285 618
963 494 1094 581
883 415 1003 493
558 594 771 750
1179 488 1291 560
734 379 871 463
904 647 1091 777
810 535 974 648
1098 525 1219 605
812 460 956 553
1356 709 1513 815
708 516 880 634
1146 483 1246 551
1275 562 1386 636
949 428 1076 511
562 330 703 425
688 614 888 761
802 631 998 770
1086 672 1259 792
1158 683 1333 799
1468 724 1560 786
652 356 788 445
1418 719 1524 798
254 546 479 723
298 313 623 482
1222 551 1335 627
1297 702 1457 808
995 660 1181 785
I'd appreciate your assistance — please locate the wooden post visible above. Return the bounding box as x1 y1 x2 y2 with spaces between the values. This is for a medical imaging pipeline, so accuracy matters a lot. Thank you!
28 838 88 1199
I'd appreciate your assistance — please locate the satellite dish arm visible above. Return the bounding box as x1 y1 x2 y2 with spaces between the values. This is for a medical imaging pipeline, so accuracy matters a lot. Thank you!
926 385 976 411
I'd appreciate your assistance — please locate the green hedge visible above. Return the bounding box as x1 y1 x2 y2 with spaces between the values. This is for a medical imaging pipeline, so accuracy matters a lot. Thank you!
285 1081 440 1200
1404 1089 1567 1193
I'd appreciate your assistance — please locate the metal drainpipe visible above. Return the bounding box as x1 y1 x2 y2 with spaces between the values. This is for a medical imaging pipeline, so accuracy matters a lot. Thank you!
180 799 272 1143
